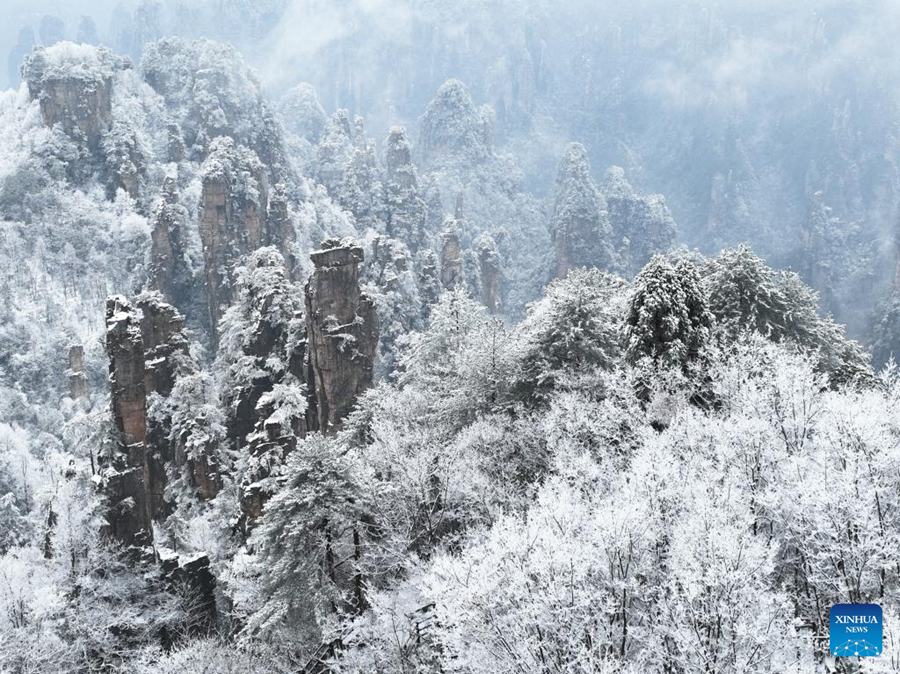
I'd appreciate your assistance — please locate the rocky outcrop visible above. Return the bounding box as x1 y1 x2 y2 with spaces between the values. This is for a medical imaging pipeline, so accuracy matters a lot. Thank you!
149 177 192 307
439 224 463 289
142 38 289 178
305 242 378 434
419 79 492 167
198 137 269 338
476 234 502 314
160 551 217 634
104 293 212 547
104 296 154 550
22 43 127 152
601 166 676 276
67 344 88 399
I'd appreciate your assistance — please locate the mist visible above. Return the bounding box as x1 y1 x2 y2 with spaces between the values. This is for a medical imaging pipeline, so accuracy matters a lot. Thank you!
3 2 900 671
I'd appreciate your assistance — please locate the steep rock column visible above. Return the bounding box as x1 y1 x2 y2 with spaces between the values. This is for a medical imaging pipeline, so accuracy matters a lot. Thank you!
550 143 614 278
148 177 191 307
384 126 427 253
266 182 299 279
198 137 269 341
137 293 195 518
105 293 216 540
439 224 463 289
476 234 502 314
137 292 191 398
104 296 153 550
67 344 88 399
22 45 123 153
305 243 378 433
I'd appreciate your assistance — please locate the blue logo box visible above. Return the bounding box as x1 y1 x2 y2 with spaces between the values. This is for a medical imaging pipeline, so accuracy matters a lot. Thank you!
830 604 883 657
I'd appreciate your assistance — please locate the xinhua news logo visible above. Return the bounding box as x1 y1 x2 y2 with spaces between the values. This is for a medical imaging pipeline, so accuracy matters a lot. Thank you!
830 604 883 657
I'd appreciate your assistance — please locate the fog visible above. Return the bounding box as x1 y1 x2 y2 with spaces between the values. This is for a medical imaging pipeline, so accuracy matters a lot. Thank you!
3 4 900 670
4 0 900 333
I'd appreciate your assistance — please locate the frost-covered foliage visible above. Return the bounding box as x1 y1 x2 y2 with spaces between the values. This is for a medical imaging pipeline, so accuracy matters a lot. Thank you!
142 38 287 176
624 255 712 369
361 233 423 378
704 245 871 384
515 267 627 402
22 42 127 87
2 13 899 674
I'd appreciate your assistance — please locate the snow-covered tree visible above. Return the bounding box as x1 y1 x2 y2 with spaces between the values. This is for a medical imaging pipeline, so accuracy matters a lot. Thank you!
514 267 627 403
624 256 712 369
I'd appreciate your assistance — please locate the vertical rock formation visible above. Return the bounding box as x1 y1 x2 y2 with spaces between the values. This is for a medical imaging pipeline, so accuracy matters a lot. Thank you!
137 293 205 516
315 110 355 196
148 177 191 307
551 143 614 278
212 248 309 520
137 293 191 398
419 79 492 167
422 178 444 239
22 44 126 153
198 137 269 339
439 225 463 289
384 127 427 253
476 234 502 314
416 249 443 317
266 182 298 279
602 166 676 277
104 293 213 547
67 344 88 399
305 242 378 434
104 296 154 550
166 123 186 162
278 82 328 144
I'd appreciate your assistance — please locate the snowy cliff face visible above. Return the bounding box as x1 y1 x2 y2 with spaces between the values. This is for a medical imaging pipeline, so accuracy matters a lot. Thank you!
419 79 491 169
22 43 127 153
305 242 378 433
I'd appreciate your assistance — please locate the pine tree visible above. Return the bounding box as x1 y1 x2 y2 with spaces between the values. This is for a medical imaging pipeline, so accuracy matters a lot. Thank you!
248 433 365 642
624 256 712 368
515 267 627 402
706 245 870 384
